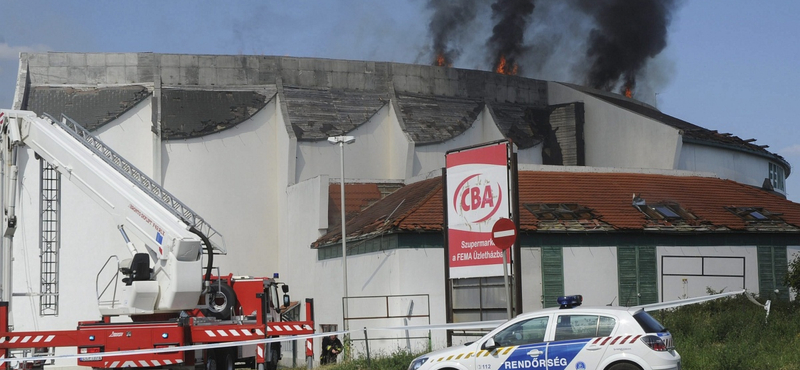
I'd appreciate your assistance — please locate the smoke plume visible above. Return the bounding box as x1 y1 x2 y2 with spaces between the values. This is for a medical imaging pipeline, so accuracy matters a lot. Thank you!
425 0 682 101
427 0 481 66
578 0 679 94
487 0 535 74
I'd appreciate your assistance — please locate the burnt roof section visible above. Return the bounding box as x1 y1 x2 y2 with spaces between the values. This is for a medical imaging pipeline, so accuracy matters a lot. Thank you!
17 53 782 159
487 102 550 149
25 86 150 131
562 83 791 174
313 177 442 247
327 183 403 230
18 53 551 145
313 171 800 247
394 93 484 144
161 88 274 140
282 86 388 140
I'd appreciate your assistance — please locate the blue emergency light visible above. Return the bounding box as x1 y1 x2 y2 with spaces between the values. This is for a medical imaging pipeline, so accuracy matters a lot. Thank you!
557 295 583 309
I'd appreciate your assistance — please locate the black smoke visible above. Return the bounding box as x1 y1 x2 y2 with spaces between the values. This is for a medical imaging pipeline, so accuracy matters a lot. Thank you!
578 0 678 93
427 0 481 66
425 0 681 100
486 0 535 74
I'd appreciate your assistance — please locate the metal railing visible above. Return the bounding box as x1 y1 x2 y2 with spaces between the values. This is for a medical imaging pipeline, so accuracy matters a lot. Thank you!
96 255 121 309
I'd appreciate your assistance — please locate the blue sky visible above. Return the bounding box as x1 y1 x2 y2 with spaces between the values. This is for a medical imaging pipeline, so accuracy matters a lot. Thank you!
1 0 799 200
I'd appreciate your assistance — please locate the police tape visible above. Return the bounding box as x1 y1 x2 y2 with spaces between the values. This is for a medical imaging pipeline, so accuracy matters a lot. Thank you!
365 319 506 332
1 320 503 364
632 289 746 311
4 290 751 365
1 331 340 364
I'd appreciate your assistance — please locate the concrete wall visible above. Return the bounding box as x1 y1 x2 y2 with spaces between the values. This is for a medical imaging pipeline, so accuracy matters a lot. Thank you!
413 106 543 177
548 82 682 170
520 248 544 311
657 246 760 301
563 247 619 306
678 142 777 192
162 102 284 276
321 248 449 355
294 105 409 183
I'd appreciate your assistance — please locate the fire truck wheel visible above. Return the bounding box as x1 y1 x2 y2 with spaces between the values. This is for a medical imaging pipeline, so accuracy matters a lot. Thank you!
216 349 235 370
204 281 237 319
265 348 279 370
205 354 218 370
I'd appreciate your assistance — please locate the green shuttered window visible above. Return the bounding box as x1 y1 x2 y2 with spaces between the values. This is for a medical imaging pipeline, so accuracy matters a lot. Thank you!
541 247 564 308
757 246 789 300
617 246 657 306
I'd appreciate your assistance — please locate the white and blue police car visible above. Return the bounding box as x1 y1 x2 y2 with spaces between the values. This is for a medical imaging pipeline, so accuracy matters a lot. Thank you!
409 295 680 370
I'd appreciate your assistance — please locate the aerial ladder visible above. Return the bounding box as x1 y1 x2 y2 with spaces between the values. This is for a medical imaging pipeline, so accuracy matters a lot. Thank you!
0 110 314 370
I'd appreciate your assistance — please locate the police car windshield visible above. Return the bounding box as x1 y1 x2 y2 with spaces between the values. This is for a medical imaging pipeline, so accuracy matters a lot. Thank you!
633 311 668 333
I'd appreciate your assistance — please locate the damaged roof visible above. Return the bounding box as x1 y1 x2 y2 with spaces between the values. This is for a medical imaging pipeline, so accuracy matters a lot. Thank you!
17 53 787 163
313 171 800 247
26 86 150 131
315 177 443 247
563 83 791 174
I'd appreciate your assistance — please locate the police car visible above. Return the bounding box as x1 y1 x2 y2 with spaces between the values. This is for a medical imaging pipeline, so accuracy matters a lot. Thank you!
409 295 680 370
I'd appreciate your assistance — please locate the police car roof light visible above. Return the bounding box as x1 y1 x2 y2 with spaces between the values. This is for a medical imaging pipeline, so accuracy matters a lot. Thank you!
557 295 583 309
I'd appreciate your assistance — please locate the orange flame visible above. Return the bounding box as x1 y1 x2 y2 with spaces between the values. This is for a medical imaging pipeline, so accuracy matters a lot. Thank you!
495 55 518 75
434 53 451 67
623 86 632 98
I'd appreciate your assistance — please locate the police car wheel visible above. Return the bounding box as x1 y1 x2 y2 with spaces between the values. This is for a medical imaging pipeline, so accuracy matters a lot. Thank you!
608 362 641 370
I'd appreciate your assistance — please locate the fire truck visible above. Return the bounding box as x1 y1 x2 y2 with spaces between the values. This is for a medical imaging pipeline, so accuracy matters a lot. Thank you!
0 110 315 370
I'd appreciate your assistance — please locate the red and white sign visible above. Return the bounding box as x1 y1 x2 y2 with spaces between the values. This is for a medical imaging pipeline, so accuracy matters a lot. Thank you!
446 142 510 279
491 218 516 251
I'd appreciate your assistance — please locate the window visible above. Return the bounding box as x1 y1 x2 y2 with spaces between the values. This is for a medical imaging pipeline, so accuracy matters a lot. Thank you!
525 203 613 231
653 205 680 219
633 311 667 333
554 314 617 341
725 207 783 222
493 316 549 347
525 203 597 220
452 276 510 322
634 202 693 220
769 162 786 191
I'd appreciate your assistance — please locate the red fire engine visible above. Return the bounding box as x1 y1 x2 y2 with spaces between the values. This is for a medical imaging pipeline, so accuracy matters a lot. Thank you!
0 110 315 370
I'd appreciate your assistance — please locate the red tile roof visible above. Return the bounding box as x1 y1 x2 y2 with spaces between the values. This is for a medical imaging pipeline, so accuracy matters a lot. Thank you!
316 177 442 247
313 171 800 247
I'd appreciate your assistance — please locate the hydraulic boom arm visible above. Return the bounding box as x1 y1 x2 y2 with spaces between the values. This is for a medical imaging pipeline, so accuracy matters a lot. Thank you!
0 110 226 315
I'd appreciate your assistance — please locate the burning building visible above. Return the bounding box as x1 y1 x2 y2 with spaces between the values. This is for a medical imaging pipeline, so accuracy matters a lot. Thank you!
6 52 795 364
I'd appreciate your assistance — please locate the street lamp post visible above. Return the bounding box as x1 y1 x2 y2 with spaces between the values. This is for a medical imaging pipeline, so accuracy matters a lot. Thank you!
327 135 355 333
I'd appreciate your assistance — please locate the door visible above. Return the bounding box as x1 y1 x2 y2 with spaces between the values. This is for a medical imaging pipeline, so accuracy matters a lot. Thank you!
547 313 616 370
475 315 550 369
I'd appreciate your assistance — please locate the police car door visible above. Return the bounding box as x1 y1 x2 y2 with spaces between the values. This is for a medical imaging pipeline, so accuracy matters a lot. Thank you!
547 313 616 370
476 315 550 370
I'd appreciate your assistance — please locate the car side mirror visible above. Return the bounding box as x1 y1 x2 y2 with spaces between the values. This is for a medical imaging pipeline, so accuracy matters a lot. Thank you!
283 293 290 308
483 337 498 350
282 285 289 293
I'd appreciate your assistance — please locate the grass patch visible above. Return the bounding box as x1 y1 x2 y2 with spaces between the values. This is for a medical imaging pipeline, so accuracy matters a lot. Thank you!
656 294 800 370
286 349 422 370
